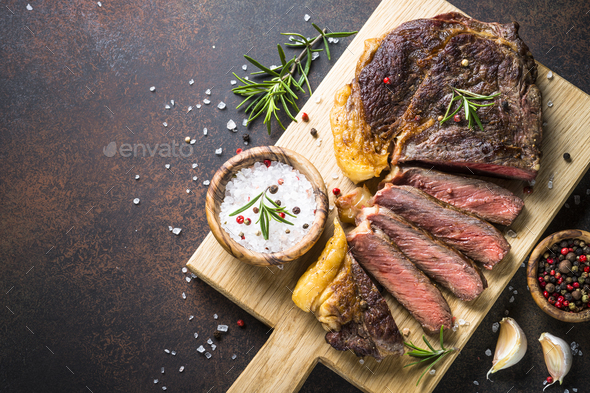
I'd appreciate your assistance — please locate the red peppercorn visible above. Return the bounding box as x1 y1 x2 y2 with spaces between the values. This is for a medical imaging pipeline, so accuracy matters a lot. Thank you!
236 148 243 154
558 295 565 302
563 300 570 307
332 188 341 196
555 272 561 279
548 298 556 305
244 218 251 226
547 258 554 264
383 77 390 84
538 276 544 282
584 266 590 273
237 319 245 327
547 376 553 384
540 281 546 287
278 178 284 185
301 112 309 122
240 235 245 240
414 115 421 121
580 255 587 262
236 215 244 224
557 277 563 284
543 290 549 298
523 186 533 194
573 282 580 288
555 302 562 309
453 114 461 122
279 212 285 218
550 270 555 276
566 284 574 291
569 247 574 253
264 159 271 167
561 247 569 255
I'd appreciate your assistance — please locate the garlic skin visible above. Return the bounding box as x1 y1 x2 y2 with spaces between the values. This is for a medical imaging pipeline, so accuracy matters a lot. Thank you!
539 332 572 390
487 318 527 379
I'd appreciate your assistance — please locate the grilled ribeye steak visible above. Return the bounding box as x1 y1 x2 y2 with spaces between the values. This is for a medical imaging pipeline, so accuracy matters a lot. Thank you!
332 12 542 182
347 220 453 333
325 253 405 359
373 184 510 269
359 206 487 301
386 165 524 225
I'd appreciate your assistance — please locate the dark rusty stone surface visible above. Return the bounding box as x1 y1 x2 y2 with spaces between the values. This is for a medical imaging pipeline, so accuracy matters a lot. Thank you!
0 0 588 392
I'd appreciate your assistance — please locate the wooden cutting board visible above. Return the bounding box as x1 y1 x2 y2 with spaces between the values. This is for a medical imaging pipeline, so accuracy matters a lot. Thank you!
186 0 590 391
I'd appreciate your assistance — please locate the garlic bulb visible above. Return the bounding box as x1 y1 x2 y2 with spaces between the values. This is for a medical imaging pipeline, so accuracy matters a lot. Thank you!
487 318 527 380
538 332 572 390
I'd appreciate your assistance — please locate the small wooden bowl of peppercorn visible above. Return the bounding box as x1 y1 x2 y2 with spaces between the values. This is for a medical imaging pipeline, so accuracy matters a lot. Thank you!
527 229 590 323
206 146 329 267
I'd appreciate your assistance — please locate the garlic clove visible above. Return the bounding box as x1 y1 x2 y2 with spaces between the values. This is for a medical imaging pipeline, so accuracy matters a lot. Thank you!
487 317 527 380
538 332 572 390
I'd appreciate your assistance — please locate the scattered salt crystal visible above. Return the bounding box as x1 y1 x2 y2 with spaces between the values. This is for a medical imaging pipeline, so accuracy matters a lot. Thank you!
194 332 198 338
547 100 554 108
203 99 210 105
573 388 578 392
331 173 339 179
196 104 201 109
193 176 198 181
217 101 226 110
197 345 205 353
211 344 217 351
182 292 186 299
332 38 339 43
227 119 237 130
429 369 436 375
509 286 513 290
242 65 247 71
359 359 364 364
473 381 479 386
230 80 237 85
316 138 322 146
163 122 168 127
245 76 249 80
172 228 182 235
277 264 283 270
189 315 194 321
179 366 184 372
504 310 509 315
289 36 295 41
579 351 583 356
564 390 570 393
171 350 176 356
244 141 249 145
213 314 218 320
311 52 320 61
205 352 212 359
329 205 334 211
187 106 193 113
162 387 167 391
26 4 33 10
190 272 196 278
97 2 102 7
492 322 500 333
189 79 195 85
165 164 171 169
186 189 191 194
232 354 237 360
548 180 553 189
170 100 175 106
135 175 140 180
150 86 156 92
215 148 223 155
547 71 554 80
161 367 165 374
182 267 188 273
186 276 191 282
513 290 518 295
133 198 140 205
169 226 173 232
529 179 536 187
217 325 229 332
452 325 458 332
205 89 211 95
203 180 210 186
192 163 198 169
304 14 311 21
242 119 248 126
544 380 548 386
485 349 492 356
574 195 581 205
506 229 517 238
165 105 171 110
190 139 196 145
164 349 170 354
458 319 466 326
565 203 570 209
203 128 208 136
328 37 334 43
154 379 159 384
314 95 321 103
207 338 213 345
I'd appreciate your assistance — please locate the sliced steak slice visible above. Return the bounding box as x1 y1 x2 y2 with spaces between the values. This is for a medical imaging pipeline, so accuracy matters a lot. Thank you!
386 165 524 225
347 220 453 333
358 205 487 301
373 184 510 269
325 253 405 359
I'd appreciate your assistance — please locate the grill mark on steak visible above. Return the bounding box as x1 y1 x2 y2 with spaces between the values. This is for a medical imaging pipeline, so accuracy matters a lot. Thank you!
354 12 541 181
325 253 405 359
373 184 510 269
386 165 524 225
347 220 453 333
358 205 487 301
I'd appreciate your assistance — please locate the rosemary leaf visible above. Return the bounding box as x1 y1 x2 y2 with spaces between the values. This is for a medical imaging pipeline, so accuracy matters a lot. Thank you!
229 192 263 216
277 44 287 66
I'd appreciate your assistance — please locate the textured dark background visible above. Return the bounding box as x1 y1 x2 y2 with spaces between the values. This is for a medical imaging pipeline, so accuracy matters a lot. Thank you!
1 0 589 392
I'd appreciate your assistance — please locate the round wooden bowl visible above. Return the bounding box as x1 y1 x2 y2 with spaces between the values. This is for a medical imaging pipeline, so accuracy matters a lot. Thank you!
206 146 329 267
527 229 590 323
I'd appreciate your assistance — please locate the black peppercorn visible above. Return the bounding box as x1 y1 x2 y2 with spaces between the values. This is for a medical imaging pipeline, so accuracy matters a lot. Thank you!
574 239 581 246
565 293 573 301
303 223 309 229
560 240 569 248
502 101 509 110
310 128 318 137
563 152 571 161
269 185 279 194
275 200 281 206
584 246 590 254
242 134 250 142
549 276 556 283
292 207 301 215
253 207 259 214
559 254 565 261
576 248 584 255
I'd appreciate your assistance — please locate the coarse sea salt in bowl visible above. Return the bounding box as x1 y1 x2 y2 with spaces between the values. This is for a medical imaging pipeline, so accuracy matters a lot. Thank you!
206 146 329 266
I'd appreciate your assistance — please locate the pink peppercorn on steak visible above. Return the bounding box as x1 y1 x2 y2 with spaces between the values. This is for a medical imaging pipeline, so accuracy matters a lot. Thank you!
331 12 542 183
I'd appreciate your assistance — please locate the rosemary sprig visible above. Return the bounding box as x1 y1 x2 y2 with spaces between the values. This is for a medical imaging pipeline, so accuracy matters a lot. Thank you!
232 24 357 134
404 326 457 386
440 87 500 131
228 187 296 240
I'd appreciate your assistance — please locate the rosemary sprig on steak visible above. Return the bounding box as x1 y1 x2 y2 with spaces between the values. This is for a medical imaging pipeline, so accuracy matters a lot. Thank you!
404 326 457 385
231 24 357 134
440 88 500 131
